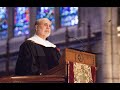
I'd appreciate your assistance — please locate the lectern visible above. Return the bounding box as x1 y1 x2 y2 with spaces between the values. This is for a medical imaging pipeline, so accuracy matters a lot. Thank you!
0 48 96 83
45 48 96 83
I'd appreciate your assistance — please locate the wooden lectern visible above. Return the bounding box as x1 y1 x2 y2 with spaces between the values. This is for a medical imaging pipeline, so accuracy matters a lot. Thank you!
44 48 96 83
0 48 96 83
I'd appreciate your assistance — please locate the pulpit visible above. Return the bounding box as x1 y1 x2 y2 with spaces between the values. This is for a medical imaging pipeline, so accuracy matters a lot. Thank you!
45 48 96 83
0 48 96 83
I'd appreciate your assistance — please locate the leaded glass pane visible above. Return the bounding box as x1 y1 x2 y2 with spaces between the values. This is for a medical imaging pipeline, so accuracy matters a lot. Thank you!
0 7 8 39
36 7 55 30
60 7 78 27
14 7 30 37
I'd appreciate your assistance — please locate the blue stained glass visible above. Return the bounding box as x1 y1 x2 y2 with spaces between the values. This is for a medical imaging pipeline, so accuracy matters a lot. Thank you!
0 7 8 39
60 7 78 27
36 7 55 30
14 7 30 37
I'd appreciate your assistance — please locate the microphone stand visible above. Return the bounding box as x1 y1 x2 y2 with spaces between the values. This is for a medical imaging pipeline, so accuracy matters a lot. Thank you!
65 26 87 52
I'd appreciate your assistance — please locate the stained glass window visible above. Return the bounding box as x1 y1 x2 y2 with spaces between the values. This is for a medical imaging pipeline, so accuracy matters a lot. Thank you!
36 7 55 30
60 7 78 27
14 7 30 37
0 7 8 39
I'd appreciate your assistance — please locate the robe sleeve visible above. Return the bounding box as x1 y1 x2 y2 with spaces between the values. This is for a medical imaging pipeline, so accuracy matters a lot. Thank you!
15 41 39 76
56 48 61 61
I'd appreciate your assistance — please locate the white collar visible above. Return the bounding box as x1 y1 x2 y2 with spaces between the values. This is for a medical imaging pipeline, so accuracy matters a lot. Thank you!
27 34 56 48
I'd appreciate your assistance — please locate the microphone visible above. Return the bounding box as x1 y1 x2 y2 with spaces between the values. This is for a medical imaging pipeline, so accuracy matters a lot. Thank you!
65 27 86 52
66 36 86 52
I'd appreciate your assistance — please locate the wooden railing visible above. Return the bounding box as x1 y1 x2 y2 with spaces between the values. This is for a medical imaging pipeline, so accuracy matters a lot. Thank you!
0 75 66 83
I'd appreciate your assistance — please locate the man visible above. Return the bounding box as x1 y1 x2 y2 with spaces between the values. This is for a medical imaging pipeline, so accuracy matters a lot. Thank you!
15 18 61 76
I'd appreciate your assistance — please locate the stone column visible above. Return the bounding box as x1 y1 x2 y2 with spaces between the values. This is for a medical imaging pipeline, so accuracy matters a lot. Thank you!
29 7 37 37
54 7 60 30
117 8 120 82
7 7 14 39
101 7 119 83
111 7 119 83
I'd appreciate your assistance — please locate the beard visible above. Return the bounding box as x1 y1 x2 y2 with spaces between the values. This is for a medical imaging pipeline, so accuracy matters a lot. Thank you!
37 28 51 39
40 31 50 39
44 29 51 37
45 31 50 38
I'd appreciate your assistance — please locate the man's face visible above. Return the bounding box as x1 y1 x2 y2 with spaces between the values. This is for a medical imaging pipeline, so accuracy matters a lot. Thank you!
36 19 51 39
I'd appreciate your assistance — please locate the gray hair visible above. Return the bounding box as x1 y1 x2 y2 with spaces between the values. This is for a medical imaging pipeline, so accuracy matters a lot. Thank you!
35 18 51 26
